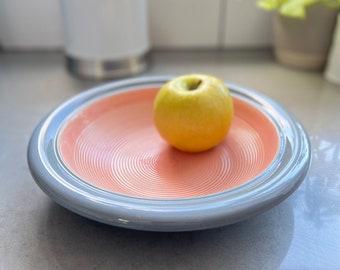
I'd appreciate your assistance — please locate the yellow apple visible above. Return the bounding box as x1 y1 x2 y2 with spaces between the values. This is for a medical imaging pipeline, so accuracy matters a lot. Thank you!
153 74 234 152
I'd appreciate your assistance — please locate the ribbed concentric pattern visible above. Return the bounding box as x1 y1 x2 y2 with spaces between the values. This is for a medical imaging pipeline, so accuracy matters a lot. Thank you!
58 87 279 199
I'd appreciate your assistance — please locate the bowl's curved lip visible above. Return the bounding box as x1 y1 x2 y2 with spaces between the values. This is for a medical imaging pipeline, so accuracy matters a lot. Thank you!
27 76 311 231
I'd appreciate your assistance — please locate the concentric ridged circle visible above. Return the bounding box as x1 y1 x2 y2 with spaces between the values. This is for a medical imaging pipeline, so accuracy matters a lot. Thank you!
58 88 279 199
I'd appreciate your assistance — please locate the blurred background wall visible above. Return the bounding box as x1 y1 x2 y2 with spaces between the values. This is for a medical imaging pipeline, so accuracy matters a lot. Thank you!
0 0 272 51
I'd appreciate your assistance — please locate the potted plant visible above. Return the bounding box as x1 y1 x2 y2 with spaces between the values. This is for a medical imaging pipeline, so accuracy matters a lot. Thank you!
257 0 340 70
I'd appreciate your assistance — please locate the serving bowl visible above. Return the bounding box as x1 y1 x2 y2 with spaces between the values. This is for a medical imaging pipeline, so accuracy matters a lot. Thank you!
27 76 311 231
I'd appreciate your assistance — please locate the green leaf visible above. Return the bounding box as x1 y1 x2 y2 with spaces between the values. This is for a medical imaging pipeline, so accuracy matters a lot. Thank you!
257 0 340 18
279 0 319 18
280 4 307 18
257 0 280 11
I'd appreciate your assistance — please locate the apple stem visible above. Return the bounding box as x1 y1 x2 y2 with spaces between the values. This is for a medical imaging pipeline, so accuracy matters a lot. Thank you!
189 80 202 90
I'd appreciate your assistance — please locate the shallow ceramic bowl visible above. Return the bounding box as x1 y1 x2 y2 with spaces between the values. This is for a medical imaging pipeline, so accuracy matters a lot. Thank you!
27 76 311 231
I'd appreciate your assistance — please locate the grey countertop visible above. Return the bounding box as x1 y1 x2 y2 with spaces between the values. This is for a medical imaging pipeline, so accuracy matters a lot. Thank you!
1 50 340 270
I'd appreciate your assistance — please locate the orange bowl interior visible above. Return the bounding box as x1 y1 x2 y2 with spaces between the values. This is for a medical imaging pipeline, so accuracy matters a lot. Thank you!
58 87 279 199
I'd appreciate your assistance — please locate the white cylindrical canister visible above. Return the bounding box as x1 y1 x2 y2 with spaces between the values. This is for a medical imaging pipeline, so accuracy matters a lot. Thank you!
59 0 150 79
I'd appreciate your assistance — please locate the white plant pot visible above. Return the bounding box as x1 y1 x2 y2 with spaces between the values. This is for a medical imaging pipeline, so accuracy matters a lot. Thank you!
273 4 338 70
